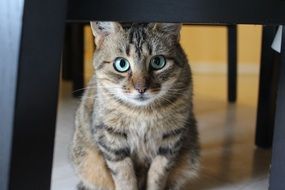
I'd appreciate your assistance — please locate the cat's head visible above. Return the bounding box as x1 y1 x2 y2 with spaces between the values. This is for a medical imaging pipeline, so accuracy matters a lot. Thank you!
91 22 190 107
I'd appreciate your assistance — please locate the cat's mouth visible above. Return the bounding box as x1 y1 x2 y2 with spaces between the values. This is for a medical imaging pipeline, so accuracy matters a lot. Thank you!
134 94 149 101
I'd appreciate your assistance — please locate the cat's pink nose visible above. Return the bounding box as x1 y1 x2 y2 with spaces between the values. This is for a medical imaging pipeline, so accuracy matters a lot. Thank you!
132 76 149 94
135 87 147 94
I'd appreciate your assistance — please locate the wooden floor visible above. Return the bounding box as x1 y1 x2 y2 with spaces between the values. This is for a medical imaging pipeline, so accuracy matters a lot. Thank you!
51 73 271 190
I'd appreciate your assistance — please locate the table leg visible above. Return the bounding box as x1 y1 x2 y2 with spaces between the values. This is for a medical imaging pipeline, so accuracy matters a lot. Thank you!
0 0 67 189
227 25 238 103
269 25 285 190
255 26 278 148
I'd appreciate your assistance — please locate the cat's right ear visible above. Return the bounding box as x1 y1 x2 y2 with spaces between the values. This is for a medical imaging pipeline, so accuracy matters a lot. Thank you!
90 21 122 47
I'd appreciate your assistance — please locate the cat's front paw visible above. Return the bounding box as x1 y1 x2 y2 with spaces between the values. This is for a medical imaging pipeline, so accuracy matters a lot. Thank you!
77 182 104 190
77 182 89 190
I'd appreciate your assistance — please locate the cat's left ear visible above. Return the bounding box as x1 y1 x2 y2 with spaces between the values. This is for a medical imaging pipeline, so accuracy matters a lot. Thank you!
149 23 182 41
90 21 122 47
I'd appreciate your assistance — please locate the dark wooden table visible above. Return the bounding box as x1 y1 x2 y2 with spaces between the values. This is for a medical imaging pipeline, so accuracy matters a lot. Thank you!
1 0 285 190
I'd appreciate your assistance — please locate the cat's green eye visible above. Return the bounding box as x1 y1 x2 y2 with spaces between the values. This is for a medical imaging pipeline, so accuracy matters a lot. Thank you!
113 57 130 72
150 55 166 70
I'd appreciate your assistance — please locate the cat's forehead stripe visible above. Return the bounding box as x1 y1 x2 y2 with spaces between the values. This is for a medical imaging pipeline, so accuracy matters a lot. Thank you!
147 43 152 55
127 25 147 59
126 45 130 56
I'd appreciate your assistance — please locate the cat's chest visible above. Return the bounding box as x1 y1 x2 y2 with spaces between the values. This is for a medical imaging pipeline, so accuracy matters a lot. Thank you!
127 120 162 161
98 107 188 160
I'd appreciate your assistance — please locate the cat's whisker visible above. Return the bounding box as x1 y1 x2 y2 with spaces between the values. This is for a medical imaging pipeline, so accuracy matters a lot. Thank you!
72 86 97 94
154 96 176 107
84 92 118 98
167 91 189 95
158 90 187 96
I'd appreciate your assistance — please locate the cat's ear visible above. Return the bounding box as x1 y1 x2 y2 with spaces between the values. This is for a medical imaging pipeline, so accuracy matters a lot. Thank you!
149 23 182 41
90 21 122 47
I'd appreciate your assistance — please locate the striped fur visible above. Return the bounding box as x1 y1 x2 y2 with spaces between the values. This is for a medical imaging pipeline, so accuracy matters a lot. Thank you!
71 22 200 190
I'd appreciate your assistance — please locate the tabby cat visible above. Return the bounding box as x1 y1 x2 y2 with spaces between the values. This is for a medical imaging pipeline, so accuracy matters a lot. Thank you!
71 22 199 190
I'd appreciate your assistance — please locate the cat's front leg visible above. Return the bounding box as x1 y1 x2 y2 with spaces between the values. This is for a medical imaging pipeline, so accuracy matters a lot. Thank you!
106 157 138 190
96 127 138 190
146 155 172 190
